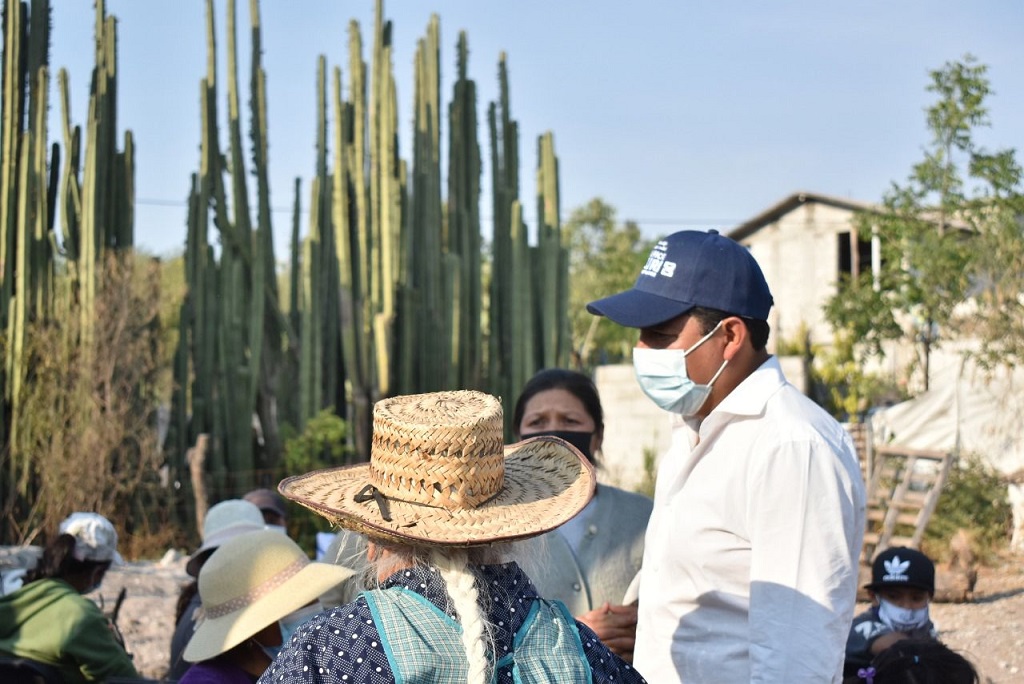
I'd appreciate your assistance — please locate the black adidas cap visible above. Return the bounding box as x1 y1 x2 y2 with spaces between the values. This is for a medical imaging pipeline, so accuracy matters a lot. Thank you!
867 546 935 595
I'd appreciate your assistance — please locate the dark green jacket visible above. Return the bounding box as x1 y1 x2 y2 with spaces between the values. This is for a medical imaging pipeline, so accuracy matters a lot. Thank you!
0 577 139 683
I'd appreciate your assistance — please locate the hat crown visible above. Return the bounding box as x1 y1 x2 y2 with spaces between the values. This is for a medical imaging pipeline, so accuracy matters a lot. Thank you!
243 488 287 519
635 230 773 320
870 546 935 593
59 512 118 563
199 529 308 615
370 390 505 509
202 499 265 541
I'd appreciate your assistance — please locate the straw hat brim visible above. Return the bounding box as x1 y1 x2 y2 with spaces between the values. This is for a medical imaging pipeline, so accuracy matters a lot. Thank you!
280 436 596 547
182 561 354 663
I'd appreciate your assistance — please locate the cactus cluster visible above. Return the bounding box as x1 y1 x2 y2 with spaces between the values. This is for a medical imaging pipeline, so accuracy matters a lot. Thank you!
1 0 138 537
166 0 291 508
1 0 571 530
170 0 572 491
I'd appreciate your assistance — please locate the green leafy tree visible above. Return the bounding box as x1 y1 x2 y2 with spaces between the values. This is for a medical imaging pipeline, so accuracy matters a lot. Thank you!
825 55 1024 387
564 198 655 367
924 455 1012 562
281 408 357 553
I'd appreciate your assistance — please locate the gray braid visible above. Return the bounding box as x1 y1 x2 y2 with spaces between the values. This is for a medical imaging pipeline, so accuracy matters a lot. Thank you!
431 548 492 684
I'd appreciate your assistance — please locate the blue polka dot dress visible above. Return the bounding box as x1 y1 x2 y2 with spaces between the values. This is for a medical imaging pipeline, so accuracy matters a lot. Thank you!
258 562 647 684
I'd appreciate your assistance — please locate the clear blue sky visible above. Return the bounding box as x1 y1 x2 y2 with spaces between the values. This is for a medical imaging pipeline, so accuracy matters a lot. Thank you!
47 1 1024 258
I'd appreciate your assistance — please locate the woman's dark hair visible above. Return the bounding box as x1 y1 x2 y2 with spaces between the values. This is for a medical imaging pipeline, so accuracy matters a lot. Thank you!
512 368 604 438
175 580 199 625
24 533 110 584
842 639 979 684
691 306 770 352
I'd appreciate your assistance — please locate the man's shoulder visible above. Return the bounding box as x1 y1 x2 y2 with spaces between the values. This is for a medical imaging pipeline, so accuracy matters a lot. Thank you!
766 382 853 444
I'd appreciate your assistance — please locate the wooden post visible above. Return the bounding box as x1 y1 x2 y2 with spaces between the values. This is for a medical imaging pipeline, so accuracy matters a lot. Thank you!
187 434 210 535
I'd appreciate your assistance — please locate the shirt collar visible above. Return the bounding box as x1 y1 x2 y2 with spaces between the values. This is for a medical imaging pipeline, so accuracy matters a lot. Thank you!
675 355 786 434
713 355 786 418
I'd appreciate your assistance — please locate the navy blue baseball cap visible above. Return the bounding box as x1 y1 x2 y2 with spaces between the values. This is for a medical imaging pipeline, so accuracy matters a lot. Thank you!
586 229 773 328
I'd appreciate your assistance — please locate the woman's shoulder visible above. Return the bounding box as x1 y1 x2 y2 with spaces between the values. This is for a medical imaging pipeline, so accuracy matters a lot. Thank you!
18 578 98 619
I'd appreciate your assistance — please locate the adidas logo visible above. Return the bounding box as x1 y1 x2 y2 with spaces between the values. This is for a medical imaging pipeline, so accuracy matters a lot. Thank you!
881 555 911 582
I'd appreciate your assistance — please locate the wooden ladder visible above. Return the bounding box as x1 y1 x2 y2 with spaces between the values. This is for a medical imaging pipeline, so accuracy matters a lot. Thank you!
861 445 954 562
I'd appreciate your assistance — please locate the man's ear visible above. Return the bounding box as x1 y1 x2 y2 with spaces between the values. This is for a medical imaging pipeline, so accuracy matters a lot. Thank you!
720 316 748 360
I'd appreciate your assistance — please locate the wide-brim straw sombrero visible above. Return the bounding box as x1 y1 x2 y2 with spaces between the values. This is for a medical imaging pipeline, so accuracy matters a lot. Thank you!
183 528 354 663
280 390 596 547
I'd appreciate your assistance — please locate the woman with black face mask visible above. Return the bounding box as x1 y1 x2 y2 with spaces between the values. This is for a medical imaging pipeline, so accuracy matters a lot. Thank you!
512 368 653 664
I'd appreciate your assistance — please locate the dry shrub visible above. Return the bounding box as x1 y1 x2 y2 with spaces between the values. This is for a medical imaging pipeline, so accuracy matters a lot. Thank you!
6 254 165 552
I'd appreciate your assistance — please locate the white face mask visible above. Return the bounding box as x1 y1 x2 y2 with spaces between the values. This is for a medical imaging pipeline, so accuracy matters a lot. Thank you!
633 321 727 416
877 598 930 632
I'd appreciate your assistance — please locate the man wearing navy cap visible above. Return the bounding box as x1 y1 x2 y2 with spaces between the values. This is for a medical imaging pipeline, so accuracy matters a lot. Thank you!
588 230 866 683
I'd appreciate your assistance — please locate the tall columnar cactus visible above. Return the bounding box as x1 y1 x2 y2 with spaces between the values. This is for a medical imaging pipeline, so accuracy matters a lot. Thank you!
78 0 133 351
370 0 404 400
169 0 291 505
1 0 144 539
410 14 445 391
324 0 408 458
487 52 532 428
509 200 534 400
169 0 567 473
533 131 569 369
446 32 483 391
2 0 58 473
299 55 337 428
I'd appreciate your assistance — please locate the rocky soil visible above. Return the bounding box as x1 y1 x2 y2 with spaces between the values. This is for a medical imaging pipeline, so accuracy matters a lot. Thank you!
7 548 1024 683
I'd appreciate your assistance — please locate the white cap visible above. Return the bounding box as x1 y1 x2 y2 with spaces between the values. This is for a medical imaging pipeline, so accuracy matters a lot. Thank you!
186 499 265 576
59 512 121 564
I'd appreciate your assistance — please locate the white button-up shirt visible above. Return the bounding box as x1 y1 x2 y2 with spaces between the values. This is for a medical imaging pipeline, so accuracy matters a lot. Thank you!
634 356 866 683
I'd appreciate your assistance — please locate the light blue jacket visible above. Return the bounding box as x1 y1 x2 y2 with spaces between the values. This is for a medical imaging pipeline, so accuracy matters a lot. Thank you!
518 484 652 614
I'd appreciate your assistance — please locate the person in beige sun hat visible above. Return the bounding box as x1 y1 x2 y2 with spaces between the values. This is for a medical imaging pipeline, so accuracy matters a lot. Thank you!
259 389 648 684
170 498 268 680
179 528 353 683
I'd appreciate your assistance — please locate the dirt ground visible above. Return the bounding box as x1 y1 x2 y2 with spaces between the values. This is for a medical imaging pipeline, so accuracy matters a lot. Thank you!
56 550 1024 683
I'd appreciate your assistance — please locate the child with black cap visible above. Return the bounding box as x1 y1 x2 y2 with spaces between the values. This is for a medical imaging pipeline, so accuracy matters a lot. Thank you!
844 546 938 677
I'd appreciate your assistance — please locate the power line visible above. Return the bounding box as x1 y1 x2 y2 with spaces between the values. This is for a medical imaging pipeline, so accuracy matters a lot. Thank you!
137 197 745 226
137 197 864 229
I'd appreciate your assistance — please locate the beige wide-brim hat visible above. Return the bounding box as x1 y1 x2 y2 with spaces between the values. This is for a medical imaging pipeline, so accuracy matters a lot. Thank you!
183 529 354 663
281 390 596 547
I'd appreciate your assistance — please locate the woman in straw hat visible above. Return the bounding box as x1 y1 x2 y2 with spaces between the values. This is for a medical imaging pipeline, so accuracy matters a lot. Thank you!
260 390 648 684
179 528 354 683
0 512 139 683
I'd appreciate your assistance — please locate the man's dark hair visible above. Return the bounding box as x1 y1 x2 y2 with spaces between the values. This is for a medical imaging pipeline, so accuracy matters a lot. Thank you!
690 307 770 351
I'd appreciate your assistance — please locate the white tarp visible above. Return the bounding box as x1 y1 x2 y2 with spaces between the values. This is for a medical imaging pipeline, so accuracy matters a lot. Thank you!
870 354 1024 475
870 352 1024 551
